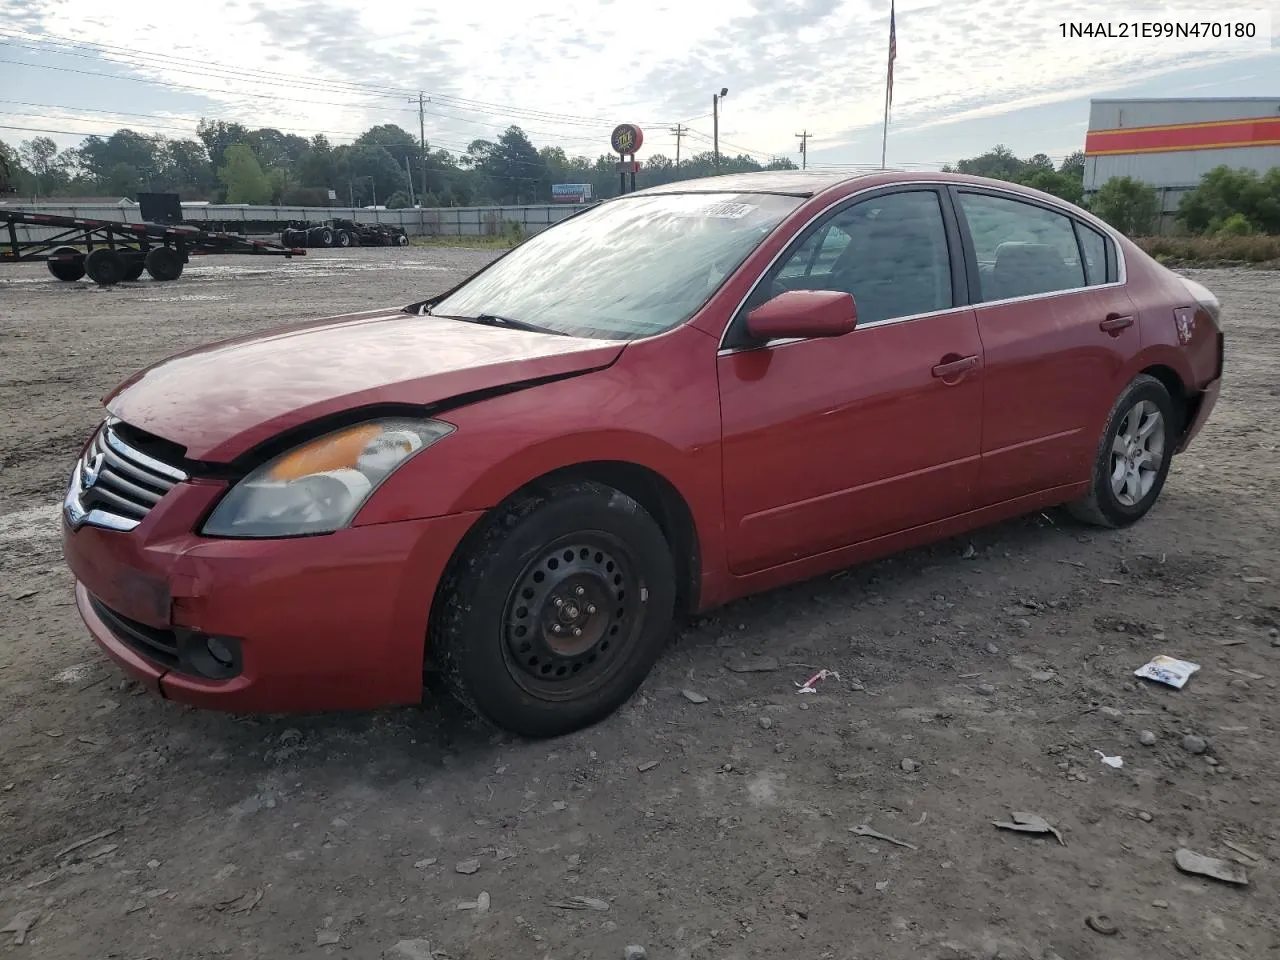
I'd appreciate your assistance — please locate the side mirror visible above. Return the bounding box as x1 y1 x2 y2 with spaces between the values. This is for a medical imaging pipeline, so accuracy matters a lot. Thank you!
745 289 857 342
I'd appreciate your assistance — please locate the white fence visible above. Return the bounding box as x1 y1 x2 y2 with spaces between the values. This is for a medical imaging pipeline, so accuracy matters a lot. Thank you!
1 201 595 244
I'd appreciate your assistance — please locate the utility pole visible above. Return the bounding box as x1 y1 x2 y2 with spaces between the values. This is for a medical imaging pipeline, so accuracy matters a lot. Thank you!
712 87 728 171
409 92 429 203
795 130 810 169
669 123 686 169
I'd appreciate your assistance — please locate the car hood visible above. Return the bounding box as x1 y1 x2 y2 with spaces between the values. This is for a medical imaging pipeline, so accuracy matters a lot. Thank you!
105 307 626 462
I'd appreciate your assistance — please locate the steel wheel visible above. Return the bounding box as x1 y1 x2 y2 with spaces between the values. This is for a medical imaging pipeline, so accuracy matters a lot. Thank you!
1109 399 1164 506
432 480 677 738
501 535 640 700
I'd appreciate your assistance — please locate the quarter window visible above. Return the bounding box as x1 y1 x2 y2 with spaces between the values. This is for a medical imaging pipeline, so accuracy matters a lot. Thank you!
958 192 1087 302
751 190 953 327
1075 221 1110 286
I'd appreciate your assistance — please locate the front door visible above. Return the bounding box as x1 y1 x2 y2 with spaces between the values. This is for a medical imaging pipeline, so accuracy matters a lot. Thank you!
717 187 985 576
951 189 1140 505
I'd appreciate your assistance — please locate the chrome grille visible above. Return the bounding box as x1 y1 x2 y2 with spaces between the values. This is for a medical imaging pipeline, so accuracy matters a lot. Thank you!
64 419 188 532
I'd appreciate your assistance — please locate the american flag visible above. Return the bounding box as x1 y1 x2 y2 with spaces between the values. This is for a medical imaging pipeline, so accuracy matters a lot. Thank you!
887 0 897 108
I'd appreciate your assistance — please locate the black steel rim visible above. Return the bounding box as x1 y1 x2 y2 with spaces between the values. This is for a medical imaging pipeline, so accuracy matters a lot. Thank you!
501 533 643 700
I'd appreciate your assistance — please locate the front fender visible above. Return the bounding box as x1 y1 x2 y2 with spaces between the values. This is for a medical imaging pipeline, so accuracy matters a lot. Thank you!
351 329 727 594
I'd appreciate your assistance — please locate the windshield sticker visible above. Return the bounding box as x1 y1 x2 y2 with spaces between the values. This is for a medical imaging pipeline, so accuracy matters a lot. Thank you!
672 201 757 220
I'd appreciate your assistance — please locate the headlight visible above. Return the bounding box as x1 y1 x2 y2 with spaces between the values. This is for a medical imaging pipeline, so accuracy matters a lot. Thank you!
201 418 454 538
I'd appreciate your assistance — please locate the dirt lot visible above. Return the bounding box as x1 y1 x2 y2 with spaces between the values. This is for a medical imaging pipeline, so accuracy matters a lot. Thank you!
0 247 1276 960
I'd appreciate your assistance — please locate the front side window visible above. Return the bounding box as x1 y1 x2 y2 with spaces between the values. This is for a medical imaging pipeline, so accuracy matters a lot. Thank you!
429 192 803 340
746 189 954 327
958 192 1087 302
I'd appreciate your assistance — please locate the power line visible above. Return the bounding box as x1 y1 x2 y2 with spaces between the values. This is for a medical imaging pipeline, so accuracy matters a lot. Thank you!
0 30 681 130
0 57 410 114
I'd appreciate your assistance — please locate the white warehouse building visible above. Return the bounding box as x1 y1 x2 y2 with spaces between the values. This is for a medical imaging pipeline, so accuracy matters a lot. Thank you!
1083 97 1280 231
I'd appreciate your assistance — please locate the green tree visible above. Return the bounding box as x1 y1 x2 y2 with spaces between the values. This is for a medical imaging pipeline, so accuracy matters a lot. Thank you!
197 119 251 169
344 143 407 205
1019 168 1084 205
466 126 548 203
19 136 60 195
1059 151 1086 178
78 129 162 189
160 139 215 197
218 144 272 204
1091 176 1159 235
949 144 1023 179
246 128 309 169
355 124 421 169
1175 165 1280 235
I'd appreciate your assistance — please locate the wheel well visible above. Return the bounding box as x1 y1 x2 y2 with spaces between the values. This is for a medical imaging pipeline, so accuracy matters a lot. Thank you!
527 461 702 615
1139 364 1189 438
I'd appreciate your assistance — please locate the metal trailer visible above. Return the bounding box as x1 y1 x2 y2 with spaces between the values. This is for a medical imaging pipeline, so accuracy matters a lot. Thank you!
280 218 409 249
0 209 306 285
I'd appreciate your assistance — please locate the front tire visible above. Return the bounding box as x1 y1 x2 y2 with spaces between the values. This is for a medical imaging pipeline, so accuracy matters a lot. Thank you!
432 481 677 738
1067 374 1176 528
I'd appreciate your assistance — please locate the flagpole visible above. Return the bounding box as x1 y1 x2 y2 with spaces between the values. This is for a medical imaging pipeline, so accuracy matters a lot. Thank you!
881 0 893 170
881 74 890 170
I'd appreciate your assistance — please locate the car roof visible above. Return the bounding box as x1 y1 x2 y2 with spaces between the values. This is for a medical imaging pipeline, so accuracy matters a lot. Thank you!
629 170 879 198
623 169 1101 220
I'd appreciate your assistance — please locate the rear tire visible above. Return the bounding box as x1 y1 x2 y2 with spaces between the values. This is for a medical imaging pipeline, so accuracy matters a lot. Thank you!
317 227 334 247
335 230 351 248
1067 374 1176 528
85 248 126 286
47 247 85 282
144 246 184 282
122 258 145 282
432 481 677 738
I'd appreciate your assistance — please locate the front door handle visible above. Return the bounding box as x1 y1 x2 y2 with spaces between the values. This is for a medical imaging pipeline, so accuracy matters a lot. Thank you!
932 355 979 380
1100 314 1134 334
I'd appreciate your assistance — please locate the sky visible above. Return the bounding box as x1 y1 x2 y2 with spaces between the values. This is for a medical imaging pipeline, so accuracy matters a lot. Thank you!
0 0 1277 171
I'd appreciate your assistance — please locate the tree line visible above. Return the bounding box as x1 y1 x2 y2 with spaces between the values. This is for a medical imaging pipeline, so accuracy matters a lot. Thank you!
0 120 798 208
940 143 1280 238
3 122 1274 239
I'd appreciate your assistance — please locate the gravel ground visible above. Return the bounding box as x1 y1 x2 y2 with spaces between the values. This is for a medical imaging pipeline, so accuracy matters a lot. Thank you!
0 247 1276 960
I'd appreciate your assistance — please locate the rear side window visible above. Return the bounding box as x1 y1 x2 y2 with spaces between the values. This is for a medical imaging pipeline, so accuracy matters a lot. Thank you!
958 192 1087 302
1075 222 1110 285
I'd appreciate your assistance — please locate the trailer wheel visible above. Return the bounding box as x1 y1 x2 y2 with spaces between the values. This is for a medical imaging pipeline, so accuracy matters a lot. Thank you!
317 227 334 247
145 247 184 282
122 259 145 282
394 232 408 246
47 247 85 282
335 229 352 248
85 248 126 286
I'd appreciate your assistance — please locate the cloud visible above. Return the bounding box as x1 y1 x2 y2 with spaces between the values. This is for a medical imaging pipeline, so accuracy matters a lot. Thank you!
0 0 1272 164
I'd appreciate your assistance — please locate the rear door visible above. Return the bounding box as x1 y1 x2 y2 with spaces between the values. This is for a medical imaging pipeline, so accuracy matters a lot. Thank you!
717 187 984 575
951 188 1139 506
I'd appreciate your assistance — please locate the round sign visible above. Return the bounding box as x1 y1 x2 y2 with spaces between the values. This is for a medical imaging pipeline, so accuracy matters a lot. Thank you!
610 123 644 156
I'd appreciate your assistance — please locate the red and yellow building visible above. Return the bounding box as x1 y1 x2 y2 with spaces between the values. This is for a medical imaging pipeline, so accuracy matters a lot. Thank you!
1083 97 1280 230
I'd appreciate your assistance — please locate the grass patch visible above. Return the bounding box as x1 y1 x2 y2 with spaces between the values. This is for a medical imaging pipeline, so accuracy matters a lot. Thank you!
409 235 520 249
1134 234 1280 268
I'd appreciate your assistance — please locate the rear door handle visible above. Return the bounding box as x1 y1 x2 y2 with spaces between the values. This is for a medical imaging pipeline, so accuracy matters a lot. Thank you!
931 355 979 379
1100 314 1134 333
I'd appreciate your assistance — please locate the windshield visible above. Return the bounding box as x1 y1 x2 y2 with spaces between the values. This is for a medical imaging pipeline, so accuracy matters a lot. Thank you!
428 192 804 340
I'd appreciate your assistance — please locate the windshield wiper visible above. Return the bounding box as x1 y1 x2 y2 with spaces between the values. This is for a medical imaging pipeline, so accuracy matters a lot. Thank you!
440 312 568 336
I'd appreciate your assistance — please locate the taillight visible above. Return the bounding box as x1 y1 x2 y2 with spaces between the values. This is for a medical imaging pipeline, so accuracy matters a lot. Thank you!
1180 276 1221 328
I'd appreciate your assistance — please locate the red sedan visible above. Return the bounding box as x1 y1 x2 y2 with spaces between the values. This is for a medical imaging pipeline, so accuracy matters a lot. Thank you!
61 170 1223 737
